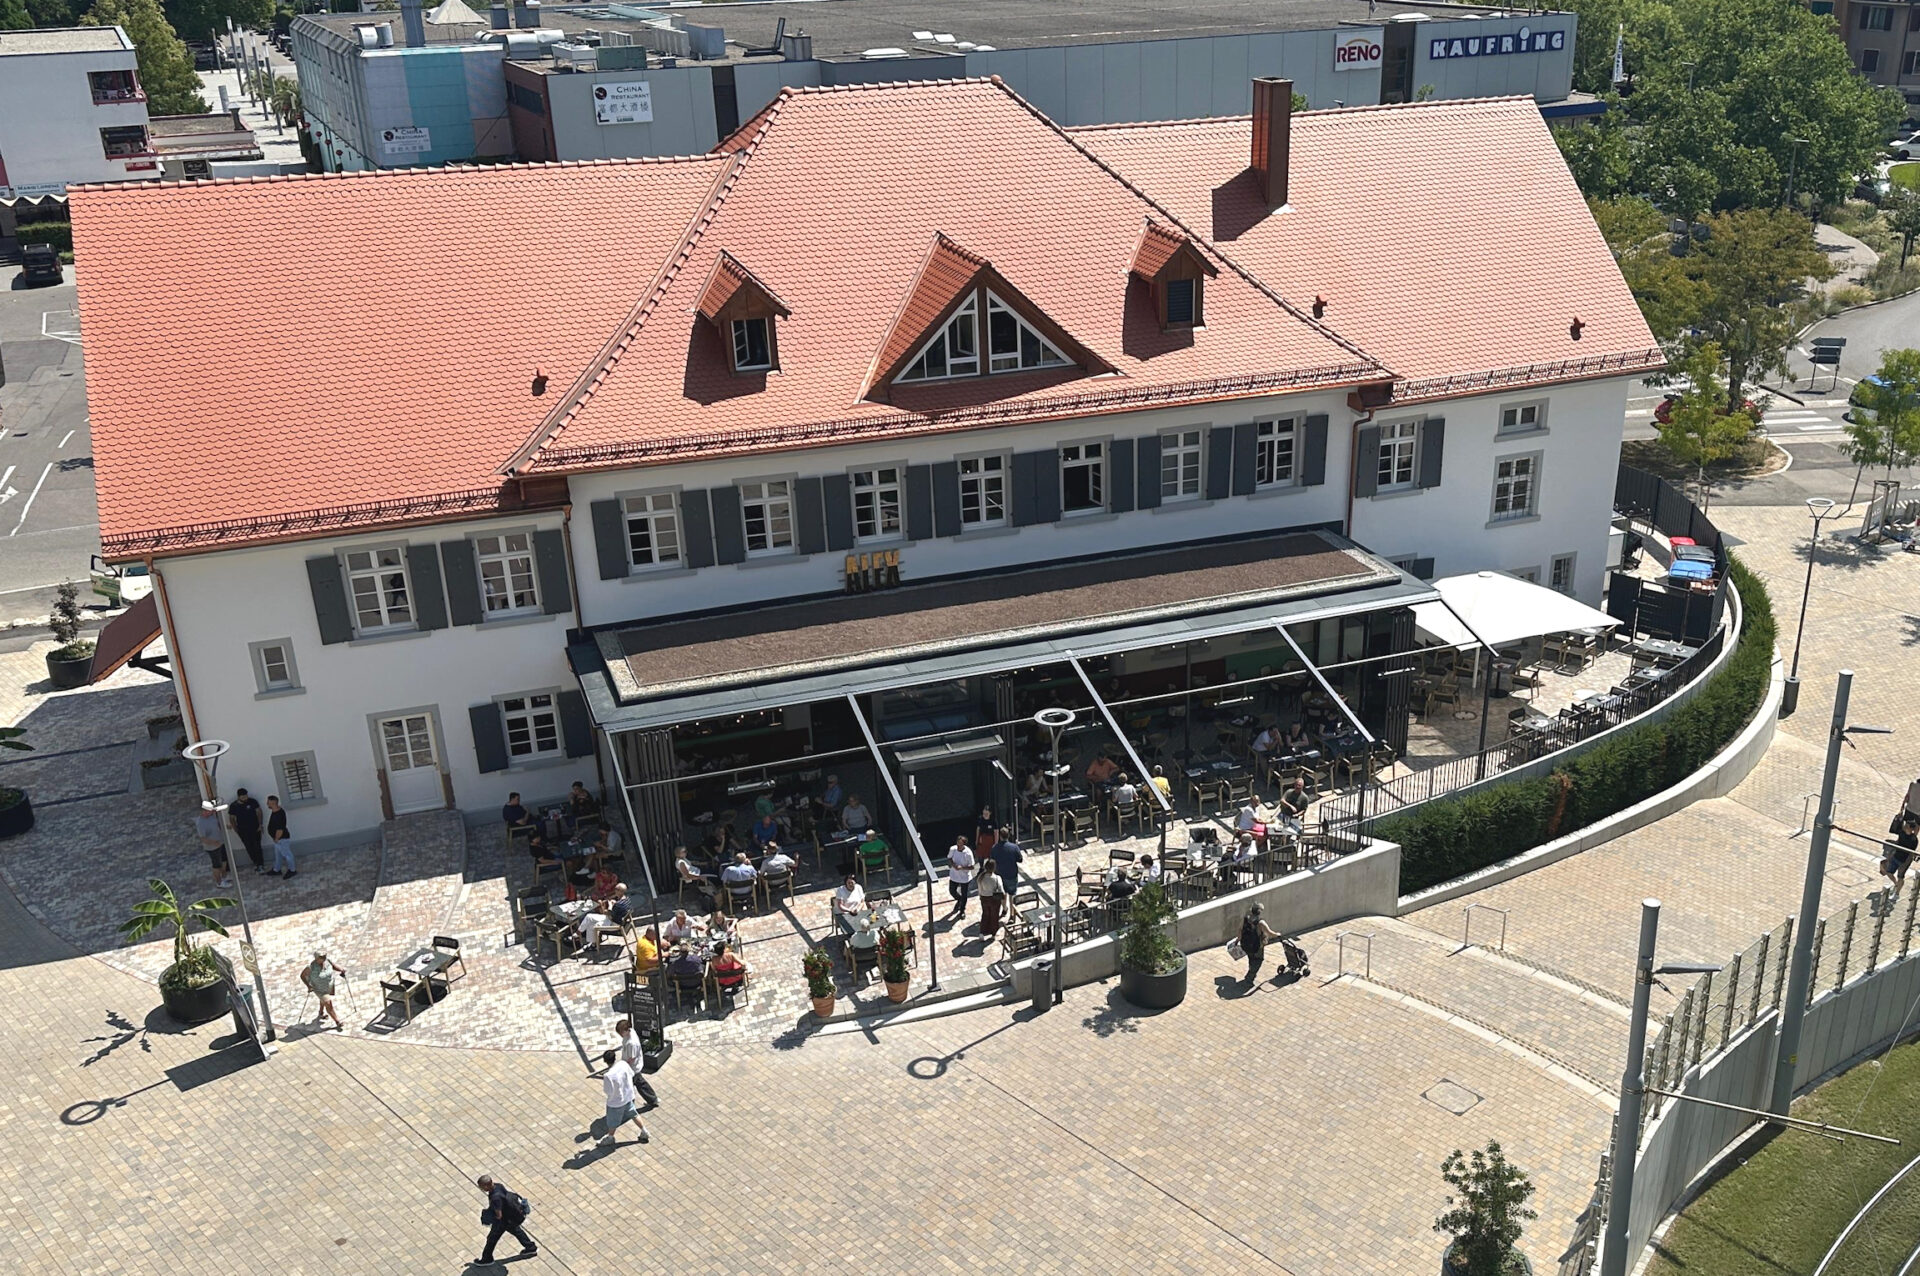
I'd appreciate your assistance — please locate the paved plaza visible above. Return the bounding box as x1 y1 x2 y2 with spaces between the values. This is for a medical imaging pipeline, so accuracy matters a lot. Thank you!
0 476 1913 1273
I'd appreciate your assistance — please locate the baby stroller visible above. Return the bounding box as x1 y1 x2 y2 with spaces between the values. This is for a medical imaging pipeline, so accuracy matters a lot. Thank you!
1278 935 1311 978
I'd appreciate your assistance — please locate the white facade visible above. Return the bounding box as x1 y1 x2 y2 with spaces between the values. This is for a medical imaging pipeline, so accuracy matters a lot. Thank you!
152 374 1631 848
0 27 152 197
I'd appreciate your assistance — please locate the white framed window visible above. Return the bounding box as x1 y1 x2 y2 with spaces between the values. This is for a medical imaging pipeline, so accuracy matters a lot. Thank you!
1378 421 1419 491
343 545 413 632
958 453 1008 528
1491 453 1540 522
1499 400 1547 435
987 292 1069 373
249 638 301 695
1061 440 1106 514
1550 553 1577 595
851 466 904 542
499 691 561 761
739 479 795 555
1160 428 1203 501
1254 418 1298 488
1511 566 1540 584
474 531 540 615
731 317 772 371
271 751 323 804
623 491 681 568
898 295 979 382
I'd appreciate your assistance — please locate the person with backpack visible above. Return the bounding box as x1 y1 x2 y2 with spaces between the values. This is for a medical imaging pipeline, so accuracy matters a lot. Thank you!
1239 903 1280 984
474 1175 537 1264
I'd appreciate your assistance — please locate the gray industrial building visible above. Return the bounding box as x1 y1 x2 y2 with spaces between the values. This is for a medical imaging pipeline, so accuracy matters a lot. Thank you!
293 0 1590 171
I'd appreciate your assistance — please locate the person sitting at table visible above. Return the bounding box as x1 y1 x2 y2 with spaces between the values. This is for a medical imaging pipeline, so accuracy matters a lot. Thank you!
703 904 739 948
1252 722 1280 762
1283 721 1311 753
673 851 716 904
589 865 621 906
1085 753 1119 796
1220 832 1257 882
1111 773 1140 812
565 781 600 828
607 883 633 927
1150 766 1173 803
759 844 797 878
1278 779 1310 835
1139 854 1162 882
1106 870 1137 907
719 851 759 900
840 795 873 835
501 792 532 830
631 924 661 974
820 774 845 815
749 811 782 850
833 875 867 934
575 904 617 952
662 908 698 947
527 829 563 877
1236 795 1263 840
710 942 750 991
1023 769 1049 801
665 943 705 988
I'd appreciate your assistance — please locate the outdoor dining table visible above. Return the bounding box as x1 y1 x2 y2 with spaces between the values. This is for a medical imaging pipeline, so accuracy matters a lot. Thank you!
394 947 455 1002
845 905 906 948
1022 905 1061 945
1630 637 1695 667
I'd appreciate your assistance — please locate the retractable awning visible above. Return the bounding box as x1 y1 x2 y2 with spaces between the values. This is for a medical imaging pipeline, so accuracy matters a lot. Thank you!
86 594 167 684
1430 570 1619 649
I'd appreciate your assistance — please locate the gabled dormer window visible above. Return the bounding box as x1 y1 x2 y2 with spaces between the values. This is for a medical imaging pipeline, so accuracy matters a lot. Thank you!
732 317 772 372
697 251 790 377
987 294 1069 372
899 295 979 382
1130 219 1216 332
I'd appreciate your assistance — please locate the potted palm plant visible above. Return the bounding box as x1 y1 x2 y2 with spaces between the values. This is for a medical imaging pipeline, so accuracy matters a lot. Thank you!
120 878 237 1024
802 946 836 1018
1436 1142 1537 1275
44 580 95 690
0 726 34 840
878 928 912 1003
1117 880 1186 1009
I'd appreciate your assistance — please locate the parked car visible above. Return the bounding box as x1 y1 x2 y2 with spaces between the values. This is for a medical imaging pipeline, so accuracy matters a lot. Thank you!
1845 374 1891 421
1855 173 1892 204
89 556 152 607
16 243 62 286
1888 131 1920 160
1653 393 1762 425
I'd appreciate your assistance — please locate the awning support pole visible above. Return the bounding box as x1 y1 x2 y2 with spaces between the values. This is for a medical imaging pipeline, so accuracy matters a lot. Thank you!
1275 624 1376 746
1067 655 1174 850
604 728 668 1018
845 694 942 993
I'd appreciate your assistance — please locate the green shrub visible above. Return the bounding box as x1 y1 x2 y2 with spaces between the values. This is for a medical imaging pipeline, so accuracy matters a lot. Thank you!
1385 557 1775 893
15 221 73 255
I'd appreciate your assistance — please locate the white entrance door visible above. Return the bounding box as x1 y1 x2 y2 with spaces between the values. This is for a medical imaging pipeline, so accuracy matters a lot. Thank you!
378 713 443 814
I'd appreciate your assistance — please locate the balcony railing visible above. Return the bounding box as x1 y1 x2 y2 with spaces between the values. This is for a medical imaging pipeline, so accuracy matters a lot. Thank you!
92 87 147 105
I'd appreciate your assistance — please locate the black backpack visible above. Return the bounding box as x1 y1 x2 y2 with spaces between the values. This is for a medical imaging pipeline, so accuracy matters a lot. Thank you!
1240 918 1262 952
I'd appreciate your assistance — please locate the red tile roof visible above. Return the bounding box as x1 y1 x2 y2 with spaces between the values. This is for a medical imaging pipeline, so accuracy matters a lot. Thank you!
1072 98 1663 401
70 157 729 558
867 233 991 392
696 250 790 323
1130 219 1214 282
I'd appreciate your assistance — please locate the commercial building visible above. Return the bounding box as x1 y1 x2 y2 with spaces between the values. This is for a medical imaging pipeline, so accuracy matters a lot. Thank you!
1833 0 1920 111
71 78 1658 854
0 26 154 197
292 0 1591 171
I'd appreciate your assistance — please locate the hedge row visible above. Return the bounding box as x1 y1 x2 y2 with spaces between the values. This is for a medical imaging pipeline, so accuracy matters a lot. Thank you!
15 221 74 255
1382 556 1777 893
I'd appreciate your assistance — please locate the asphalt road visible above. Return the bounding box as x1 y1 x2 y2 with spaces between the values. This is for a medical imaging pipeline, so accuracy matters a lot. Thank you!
0 265 99 623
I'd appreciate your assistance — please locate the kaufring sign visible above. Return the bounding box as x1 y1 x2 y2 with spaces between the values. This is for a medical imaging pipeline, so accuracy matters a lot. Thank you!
1428 25 1567 59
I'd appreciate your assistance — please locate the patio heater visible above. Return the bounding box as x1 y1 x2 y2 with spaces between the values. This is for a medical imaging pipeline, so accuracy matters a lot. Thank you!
1780 497 1838 719
181 739 278 1045
1032 707 1076 1006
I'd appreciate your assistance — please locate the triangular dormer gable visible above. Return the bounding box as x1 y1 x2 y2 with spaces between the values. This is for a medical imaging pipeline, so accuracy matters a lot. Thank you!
863 232 1111 401
697 251 792 375
1130 219 1217 330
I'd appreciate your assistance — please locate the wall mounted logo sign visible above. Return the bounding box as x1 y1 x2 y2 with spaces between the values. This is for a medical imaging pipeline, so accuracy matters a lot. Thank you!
1428 26 1567 59
379 126 430 155
593 80 654 125
1334 30 1384 70
845 550 902 593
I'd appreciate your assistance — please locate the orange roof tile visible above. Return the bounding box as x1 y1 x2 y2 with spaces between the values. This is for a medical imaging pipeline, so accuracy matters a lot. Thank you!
71 157 728 557
1073 98 1663 400
867 233 991 392
1130 219 1216 282
696 250 791 323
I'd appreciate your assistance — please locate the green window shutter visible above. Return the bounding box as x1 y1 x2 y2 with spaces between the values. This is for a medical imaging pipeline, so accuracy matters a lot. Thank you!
533 529 570 616
305 555 354 645
1301 414 1329 487
1205 427 1233 500
589 498 630 580
469 702 508 774
1230 421 1257 496
557 689 594 758
1416 417 1446 489
1354 426 1381 499
441 539 484 627
405 544 447 631
1108 440 1135 514
1135 435 1161 510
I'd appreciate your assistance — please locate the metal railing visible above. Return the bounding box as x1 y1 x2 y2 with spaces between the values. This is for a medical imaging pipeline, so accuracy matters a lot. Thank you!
1463 904 1509 952
1336 930 1375 980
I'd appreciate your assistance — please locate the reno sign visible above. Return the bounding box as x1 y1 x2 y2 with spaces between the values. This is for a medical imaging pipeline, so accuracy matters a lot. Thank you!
1333 29 1384 71
1428 24 1567 59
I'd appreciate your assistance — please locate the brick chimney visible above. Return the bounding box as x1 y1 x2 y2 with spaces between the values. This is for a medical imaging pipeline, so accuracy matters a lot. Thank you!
1251 76 1293 211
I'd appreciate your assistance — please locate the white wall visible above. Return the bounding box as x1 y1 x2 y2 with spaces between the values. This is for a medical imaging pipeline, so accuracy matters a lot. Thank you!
0 36 148 193
155 510 580 847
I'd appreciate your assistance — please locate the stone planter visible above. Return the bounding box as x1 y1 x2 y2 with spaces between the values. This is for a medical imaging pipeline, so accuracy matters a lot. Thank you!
45 650 93 690
1119 954 1188 1010
811 993 836 1019
0 792 34 840
1442 1241 1533 1275
160 972 230 1025
883 978 910 1004
138 758 196 791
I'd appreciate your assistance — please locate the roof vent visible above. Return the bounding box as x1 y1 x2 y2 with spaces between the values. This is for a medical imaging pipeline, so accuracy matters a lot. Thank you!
489 3 507 28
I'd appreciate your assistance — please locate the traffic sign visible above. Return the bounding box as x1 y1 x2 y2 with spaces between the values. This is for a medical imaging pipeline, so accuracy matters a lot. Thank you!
1808 336 1846 349
1807 350 1841 366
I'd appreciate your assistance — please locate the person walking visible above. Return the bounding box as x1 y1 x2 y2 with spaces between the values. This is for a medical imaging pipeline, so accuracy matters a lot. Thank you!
302 950 345 1029
228 787 264 873
988 827 1024 899
975 858 1005 940
612 1017 660 1109
593 1048 649 1147
194 800 230 888
474 1176 536 1263
946 834 976 919
270 817 296 880
1239 903 1280 985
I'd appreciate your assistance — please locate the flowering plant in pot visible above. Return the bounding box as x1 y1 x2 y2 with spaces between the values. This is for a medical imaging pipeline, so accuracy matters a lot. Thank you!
878 927 912 1002
120 878 237 1024
1436 1141 1536 1275
44 581 95 690
801 946 836 1018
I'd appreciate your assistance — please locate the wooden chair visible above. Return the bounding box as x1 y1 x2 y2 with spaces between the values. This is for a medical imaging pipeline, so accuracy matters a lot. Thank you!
1223 775 1254 808
847 941 879 986
1031 807 1068 843
668 963 709 1014
1109 796 1147 837
709 966 751 1013
1075 867 1106 902
380 976 428 1024
1000 916 1042 960
1189 776 1223 815
758 866 795 910
431 935 465 981
1108 848 1136 868
723 874 758 917
856 838 891 885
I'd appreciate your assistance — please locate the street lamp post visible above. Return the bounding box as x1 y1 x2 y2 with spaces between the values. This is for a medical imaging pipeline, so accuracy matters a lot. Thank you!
1781 497 1837 718
1785 136 1809 211
1033 708 1076 1006
182 739 277 1045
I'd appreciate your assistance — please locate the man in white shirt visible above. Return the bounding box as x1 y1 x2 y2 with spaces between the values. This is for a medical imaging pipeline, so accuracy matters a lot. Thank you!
662 909 697 946
594 1048 649 1147
1252 724 1279 761
833 875 866 934
1237 799 1262 836
759 847 797 876
946 836 977 918
575 906 615 950
613 1017 660 1108
1112 775 1140 809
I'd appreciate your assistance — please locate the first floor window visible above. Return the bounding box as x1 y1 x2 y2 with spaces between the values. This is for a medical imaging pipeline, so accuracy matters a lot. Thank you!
851 466 904 541
740 479 794 554
273 751 323 803
1062 441 1105 513
731 317 771 371
1378 421 1419 490
474 531 539 614
344 546 412 632
500 693 560 760
1550 553 1577 594
624 491 681 567
1860 4 1892 29
1255 418 1297 488
99 125 150 158
1500 402 1544 434
1492 454 1539 521
898 295 978 382
1161 428 1203 500
958 454 1007 527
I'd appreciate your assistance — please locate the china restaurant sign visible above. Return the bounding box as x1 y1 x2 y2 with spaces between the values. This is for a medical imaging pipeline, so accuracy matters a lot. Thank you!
1428 25 1567 59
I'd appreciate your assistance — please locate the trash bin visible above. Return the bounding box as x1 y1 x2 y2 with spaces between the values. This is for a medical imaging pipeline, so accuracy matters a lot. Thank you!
1030 958 1054 1013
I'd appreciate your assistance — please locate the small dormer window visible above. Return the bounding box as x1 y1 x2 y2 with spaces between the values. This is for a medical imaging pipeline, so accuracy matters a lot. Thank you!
899 296 980 382
1130 219 1216 333
1164 278 1197 327
732 317 772 372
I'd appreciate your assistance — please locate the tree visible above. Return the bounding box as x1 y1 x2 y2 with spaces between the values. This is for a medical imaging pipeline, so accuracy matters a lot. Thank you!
1655 343 1762 507
164 0 270 47
1844 348 1920 492
1435 1142 1537 1275
1 0 28 28
1688 208 1831 412
119 877 234 969
1589 195 1705 345
1889 192 1920 270
1557 106 1634 202
84 0 206 117
25 0 79 22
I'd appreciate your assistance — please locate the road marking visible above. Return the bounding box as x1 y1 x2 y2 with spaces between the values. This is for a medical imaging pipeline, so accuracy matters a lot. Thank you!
11 463 51 536
1625 408 1654 418
38 311 81 346
0 466 13 490
56 430 74 450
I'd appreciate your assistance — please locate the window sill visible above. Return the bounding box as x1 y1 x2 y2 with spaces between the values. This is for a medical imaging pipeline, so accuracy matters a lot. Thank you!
851 536 907 551
480 612 562 631
254 686 307 701
505 752 572 774
1366 486 1426 502
737 551 808 570
1248 482 1307 501
1496 425 1549 440
348 627 432 648
1486 513 1542 529
281 795 327 809
1151 495 1211 513
1059 509 1117 523
955 524 1019 541
621 563 693 583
